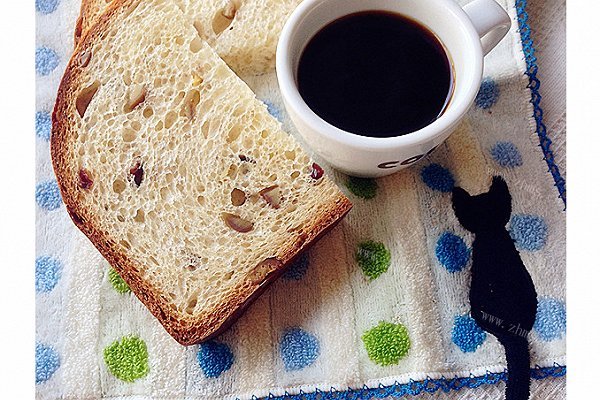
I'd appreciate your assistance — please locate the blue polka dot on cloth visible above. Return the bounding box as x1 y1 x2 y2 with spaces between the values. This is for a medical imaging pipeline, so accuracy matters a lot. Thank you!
283 252 310 281
509 214 548 251
435 232 471 273
36 47 60 76
263 100 283 122
36 256 62 293
197 340 234 378
534 297 566 341
36 180 62 211
36 0 60 14
421 164 455 193
280 327 320 371
452 314 487 353
490 141 523 168
475 77 500 109
36 111 52 141
36 342 60 384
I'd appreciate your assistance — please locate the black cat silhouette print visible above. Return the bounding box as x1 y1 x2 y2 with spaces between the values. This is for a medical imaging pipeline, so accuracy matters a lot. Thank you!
452 176 538 400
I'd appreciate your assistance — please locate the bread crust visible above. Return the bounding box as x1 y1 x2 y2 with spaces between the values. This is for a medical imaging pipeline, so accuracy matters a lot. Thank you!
52 0 352 345
73 0 107 46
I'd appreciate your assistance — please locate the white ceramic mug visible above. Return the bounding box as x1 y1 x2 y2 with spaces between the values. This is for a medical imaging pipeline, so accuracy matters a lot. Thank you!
276 0 511 177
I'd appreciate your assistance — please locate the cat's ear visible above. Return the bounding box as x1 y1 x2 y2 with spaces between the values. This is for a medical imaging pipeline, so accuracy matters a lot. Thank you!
452 186 476 232
452 186 471 207
490 176 509 197
489 176 512 224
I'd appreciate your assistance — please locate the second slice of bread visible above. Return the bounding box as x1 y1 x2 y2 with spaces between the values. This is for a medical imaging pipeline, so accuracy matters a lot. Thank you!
74 0 302 75
52 0 351 345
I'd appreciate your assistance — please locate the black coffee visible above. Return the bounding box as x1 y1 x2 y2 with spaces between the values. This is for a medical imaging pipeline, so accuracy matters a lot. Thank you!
297 11 453 138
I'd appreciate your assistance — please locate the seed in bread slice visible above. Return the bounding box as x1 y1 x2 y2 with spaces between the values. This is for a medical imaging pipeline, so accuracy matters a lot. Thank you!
52 0 352 345
74 0 302 75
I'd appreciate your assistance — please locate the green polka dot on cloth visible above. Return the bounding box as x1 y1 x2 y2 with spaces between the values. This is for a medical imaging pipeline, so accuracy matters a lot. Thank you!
109 267 130 293
362 321 411 366
356 241 391 280
104 336 149 382
346 177 378 199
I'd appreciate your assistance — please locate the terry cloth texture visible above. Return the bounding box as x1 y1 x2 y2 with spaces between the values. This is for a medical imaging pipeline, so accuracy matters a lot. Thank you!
36 0 565 398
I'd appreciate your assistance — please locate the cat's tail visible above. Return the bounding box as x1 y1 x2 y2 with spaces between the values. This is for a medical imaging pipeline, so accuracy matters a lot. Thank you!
499 334 531 400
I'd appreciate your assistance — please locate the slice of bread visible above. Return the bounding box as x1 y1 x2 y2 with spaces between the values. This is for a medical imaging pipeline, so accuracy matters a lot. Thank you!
52 0 352 345
74 0 302 75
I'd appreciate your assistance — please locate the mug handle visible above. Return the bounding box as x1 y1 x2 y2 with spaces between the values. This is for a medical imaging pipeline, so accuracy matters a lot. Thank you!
463 0 512 56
